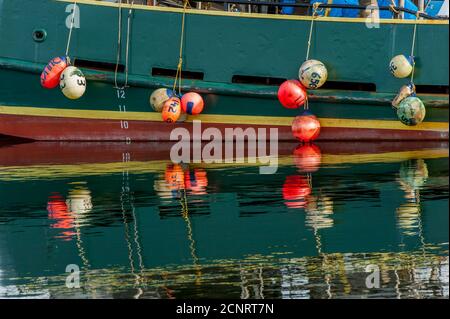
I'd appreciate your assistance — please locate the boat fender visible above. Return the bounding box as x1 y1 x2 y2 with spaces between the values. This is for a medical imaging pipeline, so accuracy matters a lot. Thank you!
299 59 328 89
278 80 307 109
396 96 426 126
292 111 321 142
181 92 204 115
150 88 175 112
162 97 182 123
40 56 70 89
59 66 86 100
389 55 414 78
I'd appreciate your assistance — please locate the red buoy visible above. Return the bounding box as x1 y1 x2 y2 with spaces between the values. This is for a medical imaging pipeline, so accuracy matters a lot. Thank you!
40 56 70 89
162 97 182 123
181 92 204 115
278 80 307 109
293 144 322 173
282 175 311 208
292 111 321 142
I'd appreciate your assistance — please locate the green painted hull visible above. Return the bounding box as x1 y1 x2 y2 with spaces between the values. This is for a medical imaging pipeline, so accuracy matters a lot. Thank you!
0 0 448 141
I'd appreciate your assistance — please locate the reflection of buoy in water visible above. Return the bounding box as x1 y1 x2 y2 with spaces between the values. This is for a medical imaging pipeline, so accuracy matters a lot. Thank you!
278 80 307 109
59 66 86 99
40 56 70 89
298 59 328 89
389 55 414 78
66 187 93 214
150 88 174 112
185 169 208 195
293 144 322 173
282 175 311 208
181 92 204 115
165 164 186 190
47 194 75 239
292 111 321 142
396 96 426 126
162 97 182 123
399 159 429 191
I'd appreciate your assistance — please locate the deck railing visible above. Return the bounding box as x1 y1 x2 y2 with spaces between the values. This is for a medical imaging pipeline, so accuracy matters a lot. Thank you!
153 0 448 20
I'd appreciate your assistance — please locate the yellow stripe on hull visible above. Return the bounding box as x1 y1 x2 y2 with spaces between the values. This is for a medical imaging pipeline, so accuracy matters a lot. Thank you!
0 105 448 132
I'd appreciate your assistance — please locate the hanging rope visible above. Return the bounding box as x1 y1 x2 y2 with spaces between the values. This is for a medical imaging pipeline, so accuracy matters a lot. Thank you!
65 1 78 58
409 11 421 84
172 0 190 96
305 2 322 61
115 0 134 89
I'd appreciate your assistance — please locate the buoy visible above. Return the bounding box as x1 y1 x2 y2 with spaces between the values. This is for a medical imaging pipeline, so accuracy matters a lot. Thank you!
164 164 185 190
59 66 86 99
150 88 174 112
181 92 204 115
278 80 307 109
389 55 414 78
292 111 321 142
392 82 416 108
299 59 328 89
282 175 311 208
40 56 70 89
185 169 208 195
293 144 322 173
396 96 426 126
162 97 182 123
66 187 93 214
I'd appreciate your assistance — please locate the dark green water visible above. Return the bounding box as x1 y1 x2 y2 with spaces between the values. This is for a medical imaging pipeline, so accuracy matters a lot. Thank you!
0 141 448 299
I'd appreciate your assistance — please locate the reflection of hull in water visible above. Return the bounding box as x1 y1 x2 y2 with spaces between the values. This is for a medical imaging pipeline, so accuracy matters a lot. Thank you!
0 141 447 286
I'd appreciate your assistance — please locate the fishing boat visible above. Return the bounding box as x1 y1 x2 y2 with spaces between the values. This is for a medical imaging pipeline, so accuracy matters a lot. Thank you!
0 0 448 141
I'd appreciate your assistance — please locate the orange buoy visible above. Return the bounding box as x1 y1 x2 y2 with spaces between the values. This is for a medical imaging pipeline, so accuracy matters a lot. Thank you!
164 164 186 190
185 169 208 195
278 80 307 109
162 97 182 123
40 56 70 89
282 175 311 208
181 92 204 115
292 111 321 142
293 144 322 173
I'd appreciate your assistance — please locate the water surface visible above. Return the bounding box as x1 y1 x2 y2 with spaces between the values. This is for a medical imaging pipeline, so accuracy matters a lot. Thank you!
0 141 448 299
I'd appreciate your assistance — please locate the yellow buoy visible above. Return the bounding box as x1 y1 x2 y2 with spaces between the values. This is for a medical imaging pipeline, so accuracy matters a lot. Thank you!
389 55 414 78
150 88 174 112
59 66 86 100
298 59 328 89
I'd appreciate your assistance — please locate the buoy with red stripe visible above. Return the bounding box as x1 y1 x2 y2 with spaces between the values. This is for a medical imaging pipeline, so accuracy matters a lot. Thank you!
181 92 204 115
162 97 182 123
40 56 70 89
278 80 307 109
292 111 321 142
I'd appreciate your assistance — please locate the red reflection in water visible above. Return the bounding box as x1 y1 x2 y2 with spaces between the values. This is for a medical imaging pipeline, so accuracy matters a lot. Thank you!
293 144 322 173
282 175 311 208
47 194 75 240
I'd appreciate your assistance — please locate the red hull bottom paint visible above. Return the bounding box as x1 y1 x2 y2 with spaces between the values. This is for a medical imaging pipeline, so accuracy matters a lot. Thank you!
0 114 448 141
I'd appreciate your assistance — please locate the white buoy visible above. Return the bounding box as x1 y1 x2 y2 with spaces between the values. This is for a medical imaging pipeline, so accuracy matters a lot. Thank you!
389 55 414 78
59 66 86 99
298 59 328 89
150 88 174 112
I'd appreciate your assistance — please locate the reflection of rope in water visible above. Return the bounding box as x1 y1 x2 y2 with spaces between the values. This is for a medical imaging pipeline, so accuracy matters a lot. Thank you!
179 187 202 284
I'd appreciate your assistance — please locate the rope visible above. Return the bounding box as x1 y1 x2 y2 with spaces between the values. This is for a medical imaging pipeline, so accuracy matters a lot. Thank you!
305 3 321 61
114 0 134 89
410 11 421 84
172 0 190 96
389 0 400 15
65 1 78 57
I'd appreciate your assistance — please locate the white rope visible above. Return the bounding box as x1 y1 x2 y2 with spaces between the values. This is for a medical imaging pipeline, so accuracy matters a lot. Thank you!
65 0 78 57
305 3 322 61
410 12 420 83
114 0 134 89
